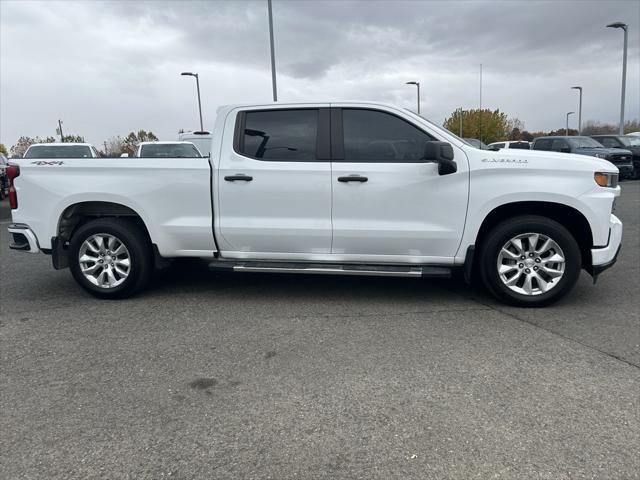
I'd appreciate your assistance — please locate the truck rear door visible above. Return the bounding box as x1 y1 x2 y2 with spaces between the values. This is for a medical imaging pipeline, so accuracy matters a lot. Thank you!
217 106 332 256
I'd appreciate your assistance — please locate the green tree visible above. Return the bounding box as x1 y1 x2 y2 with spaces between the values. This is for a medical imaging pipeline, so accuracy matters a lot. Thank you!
0 143 7 156
10 136 56 158
443 109 511 144
122 130 159 155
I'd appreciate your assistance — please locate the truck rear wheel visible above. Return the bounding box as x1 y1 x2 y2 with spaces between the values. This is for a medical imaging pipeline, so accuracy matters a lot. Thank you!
479 215 581 307
69 218 152 299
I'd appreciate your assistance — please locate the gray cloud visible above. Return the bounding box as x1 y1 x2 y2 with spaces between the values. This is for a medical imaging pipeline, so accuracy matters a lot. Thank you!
1 0 639 149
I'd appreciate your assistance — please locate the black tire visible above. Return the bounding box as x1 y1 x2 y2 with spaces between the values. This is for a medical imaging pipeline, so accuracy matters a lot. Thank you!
69 217 152 299
479 215 581 307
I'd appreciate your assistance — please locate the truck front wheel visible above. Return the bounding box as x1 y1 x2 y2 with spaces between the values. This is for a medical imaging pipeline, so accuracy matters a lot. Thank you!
479 215 582 307
69 218 152 299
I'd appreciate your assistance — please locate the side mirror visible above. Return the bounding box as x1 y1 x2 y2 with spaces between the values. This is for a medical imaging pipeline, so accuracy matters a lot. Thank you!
423 141 457 175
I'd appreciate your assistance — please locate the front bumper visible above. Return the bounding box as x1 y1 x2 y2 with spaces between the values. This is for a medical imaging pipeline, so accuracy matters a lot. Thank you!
590 214 622 277
7 223 40 253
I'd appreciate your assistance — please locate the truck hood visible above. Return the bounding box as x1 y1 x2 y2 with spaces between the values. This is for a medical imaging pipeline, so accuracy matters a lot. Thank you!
472 147 619 174
574 147 633 157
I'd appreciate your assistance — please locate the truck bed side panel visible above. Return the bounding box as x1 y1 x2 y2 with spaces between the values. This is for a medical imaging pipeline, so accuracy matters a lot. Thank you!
11 158 215 257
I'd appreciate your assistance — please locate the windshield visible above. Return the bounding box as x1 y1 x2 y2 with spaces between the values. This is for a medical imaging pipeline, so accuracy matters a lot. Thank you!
568 137 604 148
25 145 92 158
621 136 640 147
139 143 202 158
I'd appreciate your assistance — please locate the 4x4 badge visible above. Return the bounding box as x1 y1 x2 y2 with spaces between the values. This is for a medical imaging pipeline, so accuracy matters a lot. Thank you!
30 161 65 166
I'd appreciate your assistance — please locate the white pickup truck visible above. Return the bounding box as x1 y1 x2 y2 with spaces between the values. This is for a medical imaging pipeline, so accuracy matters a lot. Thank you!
6 102 622 306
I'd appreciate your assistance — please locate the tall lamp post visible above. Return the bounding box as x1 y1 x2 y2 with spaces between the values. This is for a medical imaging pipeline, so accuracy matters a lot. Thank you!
267 0 278 102
406 81 420 114
571 86 583 135
607 22 628 135
566 112 575 136
181 72 204 132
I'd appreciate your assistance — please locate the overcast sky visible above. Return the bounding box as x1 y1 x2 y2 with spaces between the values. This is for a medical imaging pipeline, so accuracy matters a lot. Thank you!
1 0 639 149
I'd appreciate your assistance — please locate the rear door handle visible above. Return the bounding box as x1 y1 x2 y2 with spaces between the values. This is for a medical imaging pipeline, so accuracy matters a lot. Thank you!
337 175 368 183
224 174 253 182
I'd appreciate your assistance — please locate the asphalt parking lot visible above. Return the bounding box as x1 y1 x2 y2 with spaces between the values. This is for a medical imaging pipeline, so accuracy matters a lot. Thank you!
1 182 639 479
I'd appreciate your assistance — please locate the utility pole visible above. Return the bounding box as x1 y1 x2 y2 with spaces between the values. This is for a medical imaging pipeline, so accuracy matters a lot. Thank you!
58 119 64 142
267 0 278 101
459 107 463 137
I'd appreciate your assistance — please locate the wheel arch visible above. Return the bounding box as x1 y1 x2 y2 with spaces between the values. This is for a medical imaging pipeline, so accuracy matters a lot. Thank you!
52 201 158 270
473 201 593 273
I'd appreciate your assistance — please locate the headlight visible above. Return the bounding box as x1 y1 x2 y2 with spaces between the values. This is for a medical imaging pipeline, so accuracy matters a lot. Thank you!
594 172 618 188
594 153 607 159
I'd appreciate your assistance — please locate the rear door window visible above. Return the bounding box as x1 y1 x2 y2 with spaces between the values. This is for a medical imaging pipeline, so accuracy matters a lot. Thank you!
238 109 319 161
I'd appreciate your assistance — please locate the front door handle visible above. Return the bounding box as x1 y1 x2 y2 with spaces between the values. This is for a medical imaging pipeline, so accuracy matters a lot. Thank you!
337 175 368 183
224 174 253 182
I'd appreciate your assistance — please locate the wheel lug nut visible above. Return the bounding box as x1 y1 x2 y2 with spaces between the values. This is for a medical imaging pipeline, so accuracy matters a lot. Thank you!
520 255 525 260
529 253 534 257
533 266 538 271
535 258 541 263
519 263 524 268
525 268 531 274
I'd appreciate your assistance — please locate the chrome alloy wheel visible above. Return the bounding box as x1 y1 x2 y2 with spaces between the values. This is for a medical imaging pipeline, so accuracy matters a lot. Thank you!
497 232 566 296
78 233 131 289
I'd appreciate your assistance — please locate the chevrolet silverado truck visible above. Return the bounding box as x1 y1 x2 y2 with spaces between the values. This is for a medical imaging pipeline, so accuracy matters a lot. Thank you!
6 102 622 306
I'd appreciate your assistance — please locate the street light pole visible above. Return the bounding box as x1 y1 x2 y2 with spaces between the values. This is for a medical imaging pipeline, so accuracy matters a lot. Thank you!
58 119 64 142
566 112 575 136
607 22 628 135
479 63 483 143
267 0 278 102
181 72 204 132
406 81 420 114
571 86 582 135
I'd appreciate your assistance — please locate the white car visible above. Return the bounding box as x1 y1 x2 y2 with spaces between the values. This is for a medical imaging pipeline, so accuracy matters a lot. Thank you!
486 140 531 151
24 143 100 158
136 141 202 158
6 101 622 306
178 132 213 157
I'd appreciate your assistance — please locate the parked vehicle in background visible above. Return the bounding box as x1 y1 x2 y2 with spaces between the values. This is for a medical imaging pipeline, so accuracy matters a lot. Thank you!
178 131 213 157
24 143 99 159
487 140 531 151
0 154 8 200
7 101 622 307
590 135 640 179
627 132 640 137
532 136 634 179
463 138 488 149
136 141 202 158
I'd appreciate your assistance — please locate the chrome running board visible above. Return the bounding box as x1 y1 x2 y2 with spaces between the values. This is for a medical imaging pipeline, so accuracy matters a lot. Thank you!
209 261 451 278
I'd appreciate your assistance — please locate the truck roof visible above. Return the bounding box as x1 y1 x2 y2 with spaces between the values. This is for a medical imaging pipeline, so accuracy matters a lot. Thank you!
28 143 93 147
138 141 196 146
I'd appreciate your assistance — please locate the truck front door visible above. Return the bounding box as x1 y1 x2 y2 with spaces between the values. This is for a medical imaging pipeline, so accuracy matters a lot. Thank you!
330 107 469 262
